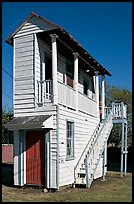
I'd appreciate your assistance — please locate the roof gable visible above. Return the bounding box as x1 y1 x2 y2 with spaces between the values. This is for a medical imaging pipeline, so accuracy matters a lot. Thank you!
6 12 60 45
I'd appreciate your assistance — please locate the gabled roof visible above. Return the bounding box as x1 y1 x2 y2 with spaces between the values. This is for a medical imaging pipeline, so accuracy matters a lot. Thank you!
5 12 112 76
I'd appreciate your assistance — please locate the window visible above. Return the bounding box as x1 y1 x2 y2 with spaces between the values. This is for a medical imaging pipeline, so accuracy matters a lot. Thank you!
66 62 74 88
66 121 74 160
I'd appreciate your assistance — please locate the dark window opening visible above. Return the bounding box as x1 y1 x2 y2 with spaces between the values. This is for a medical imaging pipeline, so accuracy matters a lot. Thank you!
66 62 74 88
45 55 52 80
83 80 88 95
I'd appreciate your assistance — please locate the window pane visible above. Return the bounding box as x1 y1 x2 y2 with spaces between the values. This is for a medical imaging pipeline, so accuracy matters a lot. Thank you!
66 121 74 158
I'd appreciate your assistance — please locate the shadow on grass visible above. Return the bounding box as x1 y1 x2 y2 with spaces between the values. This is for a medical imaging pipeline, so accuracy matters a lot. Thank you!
2 163 14 187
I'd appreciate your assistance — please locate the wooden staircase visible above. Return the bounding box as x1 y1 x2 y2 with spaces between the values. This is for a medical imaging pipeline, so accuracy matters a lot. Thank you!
74 108 113 187
74 102 127 188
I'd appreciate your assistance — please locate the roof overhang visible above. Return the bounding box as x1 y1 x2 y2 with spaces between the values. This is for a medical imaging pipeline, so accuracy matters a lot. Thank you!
5 12 112 77
5 115 53 130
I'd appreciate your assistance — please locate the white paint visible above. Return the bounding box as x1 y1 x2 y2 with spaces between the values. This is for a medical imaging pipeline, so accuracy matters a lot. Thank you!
42 115 53 129
50 34 58 105
95 71 100 118
73 52 79 111
101 75 105 119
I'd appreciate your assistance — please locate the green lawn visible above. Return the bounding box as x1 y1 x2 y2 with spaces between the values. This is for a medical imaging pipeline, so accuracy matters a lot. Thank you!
2 171 132 202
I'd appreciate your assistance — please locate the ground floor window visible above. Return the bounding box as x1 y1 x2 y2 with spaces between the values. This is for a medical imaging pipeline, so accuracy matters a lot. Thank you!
66 121 74 160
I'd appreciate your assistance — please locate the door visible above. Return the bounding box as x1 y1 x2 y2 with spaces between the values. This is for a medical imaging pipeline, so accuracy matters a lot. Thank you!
26 131 45 185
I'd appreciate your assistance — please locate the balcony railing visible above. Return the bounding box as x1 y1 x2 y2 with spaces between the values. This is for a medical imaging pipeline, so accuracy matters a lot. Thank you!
37 80 53 104
58 81 76 110
78 92 97 117
58 81 97 117
37 80 98 117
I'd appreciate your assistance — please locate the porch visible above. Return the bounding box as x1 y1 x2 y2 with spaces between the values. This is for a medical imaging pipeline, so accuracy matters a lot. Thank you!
37 79 97 117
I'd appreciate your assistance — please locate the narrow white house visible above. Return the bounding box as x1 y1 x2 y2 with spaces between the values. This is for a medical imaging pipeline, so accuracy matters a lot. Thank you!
5 12 127 189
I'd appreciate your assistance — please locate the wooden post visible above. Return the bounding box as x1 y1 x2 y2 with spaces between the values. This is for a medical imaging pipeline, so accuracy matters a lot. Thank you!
94 71 99 118
85 156 89 187
50 34 58 105
101 75 105 119
120 120 124 177
124 123 128 176
73 52 79 111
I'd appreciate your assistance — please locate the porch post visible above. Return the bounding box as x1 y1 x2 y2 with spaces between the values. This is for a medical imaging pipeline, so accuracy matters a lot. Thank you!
101 75 105 119
95 71 99 118
50 34 58 105
73 52 79 111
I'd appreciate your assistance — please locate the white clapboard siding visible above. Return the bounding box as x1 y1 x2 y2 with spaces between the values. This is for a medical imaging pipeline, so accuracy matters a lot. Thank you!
14 98 35 105
15 16 57 38
14 34 35 115
58 104 99 187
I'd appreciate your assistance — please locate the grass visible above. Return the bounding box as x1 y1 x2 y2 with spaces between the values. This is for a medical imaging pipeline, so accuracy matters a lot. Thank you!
2 171 132 202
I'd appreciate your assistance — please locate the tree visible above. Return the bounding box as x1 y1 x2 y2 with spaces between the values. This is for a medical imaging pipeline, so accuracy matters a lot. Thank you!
2 109 13 144
105 84 132 147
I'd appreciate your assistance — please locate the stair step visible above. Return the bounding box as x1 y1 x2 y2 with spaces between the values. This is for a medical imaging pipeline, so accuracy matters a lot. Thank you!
78 173 86 178
75 177 86 184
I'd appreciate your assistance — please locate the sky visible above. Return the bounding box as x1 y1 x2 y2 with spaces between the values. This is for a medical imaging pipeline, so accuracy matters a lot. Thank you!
2 2 132 111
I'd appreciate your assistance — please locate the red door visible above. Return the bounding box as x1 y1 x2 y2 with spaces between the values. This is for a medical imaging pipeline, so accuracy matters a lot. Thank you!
26 131 45 185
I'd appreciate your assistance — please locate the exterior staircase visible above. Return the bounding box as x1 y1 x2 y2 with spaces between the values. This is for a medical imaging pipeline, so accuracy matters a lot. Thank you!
74 108 113 187
74 102 127 188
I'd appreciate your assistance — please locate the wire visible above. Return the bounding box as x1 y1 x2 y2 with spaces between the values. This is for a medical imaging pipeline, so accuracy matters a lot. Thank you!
2 68 13 78
2 90 13 100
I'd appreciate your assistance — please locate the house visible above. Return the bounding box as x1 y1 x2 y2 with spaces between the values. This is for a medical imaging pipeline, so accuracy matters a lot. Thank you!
5 12 128 189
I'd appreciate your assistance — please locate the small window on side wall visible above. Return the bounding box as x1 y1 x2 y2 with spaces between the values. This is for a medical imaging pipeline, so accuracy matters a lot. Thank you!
66 121 74 160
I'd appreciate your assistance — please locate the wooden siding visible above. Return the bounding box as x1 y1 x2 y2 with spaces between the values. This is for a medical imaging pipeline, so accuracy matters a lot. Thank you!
14 35 35 116
58 104 100 187
15 16 57 38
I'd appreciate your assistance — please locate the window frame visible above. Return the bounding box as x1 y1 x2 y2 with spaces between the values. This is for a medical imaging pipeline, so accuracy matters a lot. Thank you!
66 120 75 160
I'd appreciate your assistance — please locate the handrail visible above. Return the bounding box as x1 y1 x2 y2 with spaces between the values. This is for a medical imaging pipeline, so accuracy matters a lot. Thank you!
74 109 113 183
74 122 101 172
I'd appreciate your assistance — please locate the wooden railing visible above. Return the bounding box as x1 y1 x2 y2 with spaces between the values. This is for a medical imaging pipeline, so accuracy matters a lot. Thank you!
78 92 97 117
37 80 53 104
104 102 127 120
58 81 76 110
112 102 127 119
58 81 97 116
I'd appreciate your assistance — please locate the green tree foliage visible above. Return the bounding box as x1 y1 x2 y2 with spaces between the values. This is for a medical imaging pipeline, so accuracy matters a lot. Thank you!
105 84 132 146
2 109 13 144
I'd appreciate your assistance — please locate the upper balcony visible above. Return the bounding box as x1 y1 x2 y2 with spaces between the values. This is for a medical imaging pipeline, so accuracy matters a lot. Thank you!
36 79 97 117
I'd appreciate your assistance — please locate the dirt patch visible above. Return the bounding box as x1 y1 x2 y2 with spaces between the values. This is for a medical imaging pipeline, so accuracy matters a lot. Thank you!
2 171 132 202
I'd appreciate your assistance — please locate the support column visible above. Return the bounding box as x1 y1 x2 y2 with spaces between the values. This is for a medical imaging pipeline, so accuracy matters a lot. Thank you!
50 34 58 105
120 121 124 177
95 71 99 118
101 75 105 119
124 123 128 176
73 52 79 111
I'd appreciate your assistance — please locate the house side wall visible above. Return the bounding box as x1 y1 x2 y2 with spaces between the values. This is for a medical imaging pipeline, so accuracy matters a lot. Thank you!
58 104 100 187
14 35 35 116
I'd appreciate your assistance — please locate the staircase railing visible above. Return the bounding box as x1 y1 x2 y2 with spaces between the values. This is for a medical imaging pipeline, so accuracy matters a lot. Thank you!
74 122 102 183
85 111 113 187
